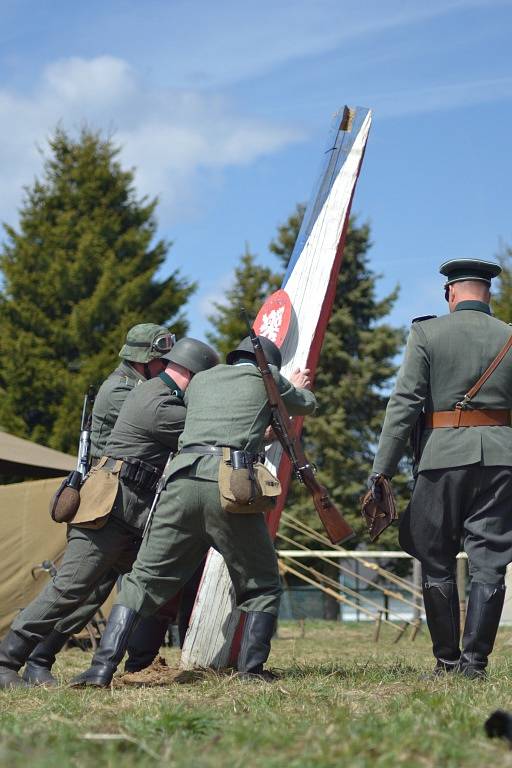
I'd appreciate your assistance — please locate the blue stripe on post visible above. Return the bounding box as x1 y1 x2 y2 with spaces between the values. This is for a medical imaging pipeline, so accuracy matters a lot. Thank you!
282 106 371 287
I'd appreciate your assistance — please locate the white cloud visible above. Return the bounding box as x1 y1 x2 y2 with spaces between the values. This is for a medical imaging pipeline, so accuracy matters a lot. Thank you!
0 55 304 229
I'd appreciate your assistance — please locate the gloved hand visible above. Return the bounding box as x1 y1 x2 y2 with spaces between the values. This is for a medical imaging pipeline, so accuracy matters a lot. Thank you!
367 473 384 503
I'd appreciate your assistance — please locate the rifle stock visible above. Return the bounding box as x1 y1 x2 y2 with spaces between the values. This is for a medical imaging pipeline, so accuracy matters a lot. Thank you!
241 309 354 545
303 474 354 545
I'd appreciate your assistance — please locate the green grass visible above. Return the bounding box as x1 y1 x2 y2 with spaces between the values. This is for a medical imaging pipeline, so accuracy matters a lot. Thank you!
2 621 512 767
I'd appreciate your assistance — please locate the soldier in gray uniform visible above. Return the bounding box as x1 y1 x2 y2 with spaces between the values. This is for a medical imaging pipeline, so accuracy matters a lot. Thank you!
0 338 218 689
91 323 176 461
369 258 512 679
71 336 316 687
22 322 175 685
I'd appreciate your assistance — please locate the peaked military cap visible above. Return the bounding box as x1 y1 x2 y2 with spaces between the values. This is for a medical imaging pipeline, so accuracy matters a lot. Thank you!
119 324 175 363
440 258 502 287
161 338 219 373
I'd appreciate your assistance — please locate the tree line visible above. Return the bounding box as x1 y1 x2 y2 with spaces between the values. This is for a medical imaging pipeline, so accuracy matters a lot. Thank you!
1 129 510 545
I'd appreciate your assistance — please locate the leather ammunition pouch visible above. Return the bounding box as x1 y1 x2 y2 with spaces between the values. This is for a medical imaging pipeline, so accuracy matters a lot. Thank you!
119 456 161 492
71 457 123 530
218 447 281 514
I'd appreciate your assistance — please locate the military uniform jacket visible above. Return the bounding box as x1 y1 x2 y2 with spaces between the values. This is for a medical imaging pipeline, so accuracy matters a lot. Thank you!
104 372 187 530
166 363 317 482
90 361 147 459
373 302 512 478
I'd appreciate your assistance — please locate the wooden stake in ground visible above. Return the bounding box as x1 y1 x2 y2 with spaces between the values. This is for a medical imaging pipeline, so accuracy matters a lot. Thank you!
181 105 372 670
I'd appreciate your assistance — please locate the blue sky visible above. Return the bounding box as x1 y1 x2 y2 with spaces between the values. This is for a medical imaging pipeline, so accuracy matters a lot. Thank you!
1 0 511 339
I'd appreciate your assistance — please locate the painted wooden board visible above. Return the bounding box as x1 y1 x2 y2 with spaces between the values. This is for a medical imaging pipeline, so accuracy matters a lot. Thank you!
181 106 372 670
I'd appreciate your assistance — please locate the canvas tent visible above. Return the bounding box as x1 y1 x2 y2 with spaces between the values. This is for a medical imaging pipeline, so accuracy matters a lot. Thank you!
0 429 75 477
0 477 69 635
0 432 75 635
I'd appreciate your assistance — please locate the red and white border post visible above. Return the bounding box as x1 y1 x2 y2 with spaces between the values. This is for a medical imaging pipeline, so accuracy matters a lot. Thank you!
181 106 372 669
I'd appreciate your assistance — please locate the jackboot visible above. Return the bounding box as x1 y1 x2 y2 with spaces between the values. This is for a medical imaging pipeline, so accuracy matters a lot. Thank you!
23 630 69 686
422 580 461 677
237 611 277 682
0 630 37 689
69 605 139 688
124 614 169 673
459 582 505 680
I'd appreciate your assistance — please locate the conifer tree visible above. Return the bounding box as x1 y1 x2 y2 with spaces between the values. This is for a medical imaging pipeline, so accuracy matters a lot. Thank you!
207 247 281 360
492 246 512 323
0 128 193 452
211 204 407 546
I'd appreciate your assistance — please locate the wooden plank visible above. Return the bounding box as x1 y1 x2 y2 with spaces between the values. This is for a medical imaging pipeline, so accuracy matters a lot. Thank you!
181 105 372 670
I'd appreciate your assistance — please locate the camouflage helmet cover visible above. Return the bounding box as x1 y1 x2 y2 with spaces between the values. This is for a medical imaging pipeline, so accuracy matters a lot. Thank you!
119 323 175 363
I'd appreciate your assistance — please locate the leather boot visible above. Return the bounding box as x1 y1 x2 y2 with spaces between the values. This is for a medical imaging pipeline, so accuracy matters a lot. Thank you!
0 630 37 689
459 582 505 680
23 630 69 686
124 614 169 673
422 580 461 676
237 611 277 682
69 605 139 688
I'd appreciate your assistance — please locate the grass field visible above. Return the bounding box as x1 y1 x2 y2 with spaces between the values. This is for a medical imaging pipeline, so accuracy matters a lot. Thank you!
1 621 512 767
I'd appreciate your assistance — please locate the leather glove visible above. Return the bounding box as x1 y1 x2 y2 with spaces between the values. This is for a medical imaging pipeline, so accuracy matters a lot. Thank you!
367 473 384 503
361 473 396 542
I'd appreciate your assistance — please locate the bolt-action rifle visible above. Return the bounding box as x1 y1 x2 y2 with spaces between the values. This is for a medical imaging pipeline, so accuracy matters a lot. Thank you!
242 310 354 544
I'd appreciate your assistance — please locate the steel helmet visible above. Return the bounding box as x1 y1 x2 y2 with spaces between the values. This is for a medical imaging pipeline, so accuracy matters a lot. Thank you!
161 337 219 373
226 335 282 369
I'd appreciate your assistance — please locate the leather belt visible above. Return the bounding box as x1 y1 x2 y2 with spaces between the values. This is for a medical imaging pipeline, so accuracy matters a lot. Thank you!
180 445 264 463
180 445 224 456
424 409 511 428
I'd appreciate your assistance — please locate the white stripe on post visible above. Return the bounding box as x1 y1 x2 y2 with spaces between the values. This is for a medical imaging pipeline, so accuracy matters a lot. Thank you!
181 107 372 670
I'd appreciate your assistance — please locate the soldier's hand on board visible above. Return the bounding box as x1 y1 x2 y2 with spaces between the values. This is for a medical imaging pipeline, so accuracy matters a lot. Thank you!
290 368 312 390
264 425 277 444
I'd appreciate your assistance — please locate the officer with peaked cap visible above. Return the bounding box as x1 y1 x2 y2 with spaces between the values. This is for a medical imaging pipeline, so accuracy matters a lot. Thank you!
0 338 219 689
70 336 316 687
369 258 512 679
15 322 176 686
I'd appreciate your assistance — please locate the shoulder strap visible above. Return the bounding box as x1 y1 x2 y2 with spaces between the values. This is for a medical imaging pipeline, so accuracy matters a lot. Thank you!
461 334 512 406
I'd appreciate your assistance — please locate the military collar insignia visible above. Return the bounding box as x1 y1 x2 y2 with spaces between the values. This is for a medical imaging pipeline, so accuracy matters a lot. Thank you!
158 371 184 399
454 300 491 315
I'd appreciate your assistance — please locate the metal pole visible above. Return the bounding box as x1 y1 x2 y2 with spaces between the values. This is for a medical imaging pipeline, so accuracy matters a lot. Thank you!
355 559 360 622
457 556 467 633
412 559 422 622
